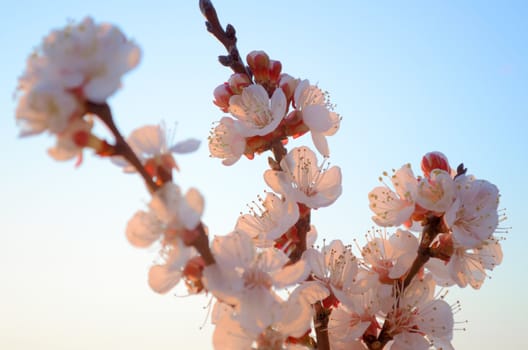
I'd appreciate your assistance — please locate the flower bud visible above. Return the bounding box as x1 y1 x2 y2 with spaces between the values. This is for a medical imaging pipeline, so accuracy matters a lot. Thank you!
421 151 450 179
213 83 232 112
268 59 282 84
247 50 270 71
247 50 270 83
227 73 251 94
183 256 206 293
279 74 299 102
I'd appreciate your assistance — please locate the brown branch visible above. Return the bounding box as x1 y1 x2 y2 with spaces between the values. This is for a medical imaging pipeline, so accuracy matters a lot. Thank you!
314 302 331 350
270 138 287 168
184 223 215 266
86 102 159 194
402 215 442 289
366 215 444 349
289 207 310 264
199 0 252 77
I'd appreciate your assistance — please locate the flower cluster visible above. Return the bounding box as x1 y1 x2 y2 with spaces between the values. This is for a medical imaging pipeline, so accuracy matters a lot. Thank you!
208 50 341 165
15 17 141 161
369 151 503 289
15 5 507 350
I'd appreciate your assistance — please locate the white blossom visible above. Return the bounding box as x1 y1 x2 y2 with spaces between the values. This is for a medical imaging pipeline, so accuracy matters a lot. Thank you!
208 116 246 166
264 146 342 209
444 175 499 248
235 192 300 248
293 79 340 156
368 164 418 227
228 84 287 137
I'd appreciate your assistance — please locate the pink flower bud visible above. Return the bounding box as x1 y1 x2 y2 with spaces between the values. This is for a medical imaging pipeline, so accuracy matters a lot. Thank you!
213 83 232 112
268 60 282 84
73 130 90 147
246 50 270 71
183 256 206 293
421 151 450 178
183 256 205 281
227 73 251 94
279 74 299 102
246 50 270 82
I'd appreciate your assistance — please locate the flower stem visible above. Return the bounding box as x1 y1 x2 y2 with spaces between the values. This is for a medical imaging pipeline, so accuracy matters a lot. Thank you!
199 0 252 78
365 215 444 349
186 223 216 266
86 102 159 194
402 215 442 288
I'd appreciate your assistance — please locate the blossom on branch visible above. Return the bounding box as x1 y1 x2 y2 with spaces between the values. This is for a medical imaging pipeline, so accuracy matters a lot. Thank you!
112 123 200 184
228 84 287 137
203 232 309 333
369 164 418 227
126 183 205 293
235 192 300 248
292 79 341 156
264 146 342 209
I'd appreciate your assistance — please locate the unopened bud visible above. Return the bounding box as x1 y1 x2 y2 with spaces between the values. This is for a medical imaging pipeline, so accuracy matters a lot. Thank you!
183 256 206 293
228 73 251 94
279 74 299 102
421 151 450 179
183 256 205 281
247 50 270 82
268 60 282 84
246 50 270 71
213 83 232 112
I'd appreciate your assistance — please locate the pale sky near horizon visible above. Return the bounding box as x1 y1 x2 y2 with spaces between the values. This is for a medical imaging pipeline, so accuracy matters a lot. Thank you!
1 1 527 349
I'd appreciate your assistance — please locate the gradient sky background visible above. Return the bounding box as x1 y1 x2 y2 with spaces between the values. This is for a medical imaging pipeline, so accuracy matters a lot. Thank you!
1 1 527 349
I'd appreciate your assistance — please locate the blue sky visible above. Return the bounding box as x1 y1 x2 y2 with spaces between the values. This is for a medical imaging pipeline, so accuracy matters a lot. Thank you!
1 1 527 349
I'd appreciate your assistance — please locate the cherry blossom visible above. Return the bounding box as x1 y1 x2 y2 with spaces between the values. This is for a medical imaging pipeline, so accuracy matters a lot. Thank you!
15 82 82 136
41 17 140 102
203 232 309 333
427 237 503 289
208 116 246 165
47 116 93 161
361 229 419 284
235 192 300 248
444 175 499 249
368 164 418 227
292 80 341 156
415 169 456 213
112 123 200 176
384 276 454 350
148 238 195 293
303 239 362 304
125 183 204 293
328 299 379 349
228 84 287 137
264 146 342 208
211 281 328 350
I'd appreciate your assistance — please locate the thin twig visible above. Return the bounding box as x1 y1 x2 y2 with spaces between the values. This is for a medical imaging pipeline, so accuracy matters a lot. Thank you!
199 0 252 77
314 302 331 350
86 102 159 194
366 215 444 349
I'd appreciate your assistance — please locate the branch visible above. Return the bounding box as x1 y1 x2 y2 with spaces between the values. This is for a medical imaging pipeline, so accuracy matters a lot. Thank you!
86 102 159 194
199 0 252 77
366 215 444 349
289 206 310 264
184 223 216 266
314 302 331 350
401 215 443 289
